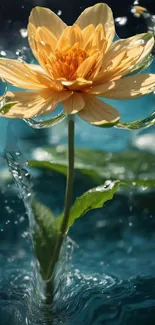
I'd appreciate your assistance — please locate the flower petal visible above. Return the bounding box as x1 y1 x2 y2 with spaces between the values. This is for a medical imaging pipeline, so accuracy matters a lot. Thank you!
0 90 72 118
62 92 85 114
27 63 63 90
28 6 66 40
56 24 83 50
82 25 95 51
76 3 115 49
78 95 120 125
0 59 62 90
76 52 99 79
36 26 57 54
90 74 155 99
61 78 92 91
27 23 38 61
93 24 107 52
95 33 154 84
34 27 58 73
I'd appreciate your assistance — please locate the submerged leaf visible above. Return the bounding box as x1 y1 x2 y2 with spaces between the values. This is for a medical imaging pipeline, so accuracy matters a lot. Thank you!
32 200 58 280
58 181 121 230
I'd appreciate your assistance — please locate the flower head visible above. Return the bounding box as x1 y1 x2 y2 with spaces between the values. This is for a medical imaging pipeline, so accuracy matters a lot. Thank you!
0 3 155 125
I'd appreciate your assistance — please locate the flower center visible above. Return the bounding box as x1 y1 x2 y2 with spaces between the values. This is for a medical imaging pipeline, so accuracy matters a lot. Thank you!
50 46 88 80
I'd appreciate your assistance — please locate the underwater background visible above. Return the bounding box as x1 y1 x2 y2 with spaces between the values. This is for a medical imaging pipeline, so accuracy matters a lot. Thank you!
0 0 155 324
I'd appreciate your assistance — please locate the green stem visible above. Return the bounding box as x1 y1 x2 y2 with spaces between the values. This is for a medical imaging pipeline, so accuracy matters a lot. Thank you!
45 115 75 304
60 115 75 234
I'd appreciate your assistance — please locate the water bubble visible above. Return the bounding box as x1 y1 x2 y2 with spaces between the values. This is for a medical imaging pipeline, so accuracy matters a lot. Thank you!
24 276 30 281
5 220 10 224
57 10 62 16
0 50 15 59
0 50 6 57
20 28 28 38
16 47 33 63
5 206 13 214
129 205 133 212
115 17 128 26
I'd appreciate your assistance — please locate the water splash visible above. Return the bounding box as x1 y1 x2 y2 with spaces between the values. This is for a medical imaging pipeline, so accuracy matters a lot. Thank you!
3 123 76 324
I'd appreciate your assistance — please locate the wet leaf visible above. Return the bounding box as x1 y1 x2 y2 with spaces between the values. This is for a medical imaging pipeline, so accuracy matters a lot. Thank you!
28 147 155 186
24 112 67 129
29 161 67 176
28 159 102 183
115 110 155 130
32 200 58 280
0 101 18 114
58 181 121 230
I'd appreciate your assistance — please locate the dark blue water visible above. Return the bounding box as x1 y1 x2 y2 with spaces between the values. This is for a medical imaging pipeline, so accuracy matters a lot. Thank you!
1 8 155 325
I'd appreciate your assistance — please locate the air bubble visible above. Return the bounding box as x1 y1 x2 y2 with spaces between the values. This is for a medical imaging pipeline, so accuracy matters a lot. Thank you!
115 17 127 26
57 10 62 16
0 50 6 56
20 28 28 38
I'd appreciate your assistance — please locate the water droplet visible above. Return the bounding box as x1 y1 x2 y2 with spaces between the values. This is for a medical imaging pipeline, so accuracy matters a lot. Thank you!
0 50 6 56
0 50 15 59
115 17 128 26
19 28 28 38
57 10 62 16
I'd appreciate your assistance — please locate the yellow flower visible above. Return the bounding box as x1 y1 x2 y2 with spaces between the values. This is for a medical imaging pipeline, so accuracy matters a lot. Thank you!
0 3 155 125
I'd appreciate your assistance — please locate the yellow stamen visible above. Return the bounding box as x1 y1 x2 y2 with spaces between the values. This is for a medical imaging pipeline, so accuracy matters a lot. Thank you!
50 45 88 80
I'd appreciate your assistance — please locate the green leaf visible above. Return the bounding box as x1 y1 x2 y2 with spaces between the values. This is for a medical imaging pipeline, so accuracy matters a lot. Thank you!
28 159 103 183
32 200 58 280
115 110 155 130
0 101 18 114
24 112 67 129
29 160 67 176
58 181 121 230
123 179 155 187
28 147 155 187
